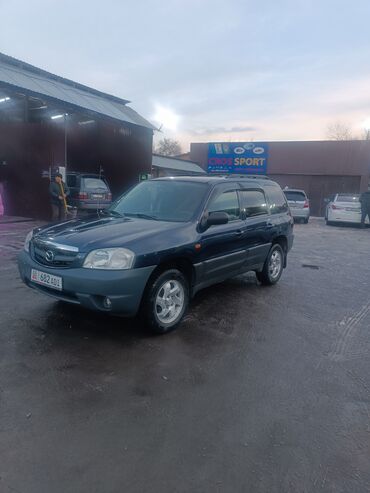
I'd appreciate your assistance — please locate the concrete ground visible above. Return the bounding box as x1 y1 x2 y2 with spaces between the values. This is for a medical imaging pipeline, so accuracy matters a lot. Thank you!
0 218 370 493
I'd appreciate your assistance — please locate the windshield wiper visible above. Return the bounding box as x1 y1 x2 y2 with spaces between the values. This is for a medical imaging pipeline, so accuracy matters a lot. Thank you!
126 213 159 220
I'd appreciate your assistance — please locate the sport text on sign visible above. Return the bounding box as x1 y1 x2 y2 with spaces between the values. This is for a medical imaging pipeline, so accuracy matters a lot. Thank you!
207 142 268 174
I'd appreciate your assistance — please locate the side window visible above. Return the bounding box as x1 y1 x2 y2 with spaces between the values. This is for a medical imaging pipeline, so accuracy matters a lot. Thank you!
208 190 240 221
241 190 268 217
265 187 288 214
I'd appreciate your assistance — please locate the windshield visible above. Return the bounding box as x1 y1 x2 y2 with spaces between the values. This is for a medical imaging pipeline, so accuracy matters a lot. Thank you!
111 180 208 222
336 194 359 202
284 191 306 201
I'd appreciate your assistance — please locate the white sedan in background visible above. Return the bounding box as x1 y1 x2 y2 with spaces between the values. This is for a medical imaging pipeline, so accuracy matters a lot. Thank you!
325 193 369 225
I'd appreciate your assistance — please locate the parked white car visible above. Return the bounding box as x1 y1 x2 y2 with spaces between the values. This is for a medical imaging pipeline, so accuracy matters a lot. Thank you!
325 193 369 225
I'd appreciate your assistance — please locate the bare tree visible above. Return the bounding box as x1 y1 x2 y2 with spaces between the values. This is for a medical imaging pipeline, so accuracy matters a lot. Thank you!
154 138 182 156
326 122 353 141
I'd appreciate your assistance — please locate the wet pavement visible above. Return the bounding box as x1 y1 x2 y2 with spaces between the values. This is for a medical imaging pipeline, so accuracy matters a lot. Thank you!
1 219 370 493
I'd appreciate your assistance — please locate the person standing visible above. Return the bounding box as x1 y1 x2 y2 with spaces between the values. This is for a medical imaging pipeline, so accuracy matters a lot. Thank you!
359 187 370 228
49 173 69 221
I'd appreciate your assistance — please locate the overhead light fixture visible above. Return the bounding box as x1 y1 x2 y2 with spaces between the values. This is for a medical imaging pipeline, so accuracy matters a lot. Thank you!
78 119 95 125
51 113 67 120
0 97 10 103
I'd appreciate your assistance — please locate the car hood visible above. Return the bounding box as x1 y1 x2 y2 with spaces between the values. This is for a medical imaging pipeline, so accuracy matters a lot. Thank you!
33 214 187 252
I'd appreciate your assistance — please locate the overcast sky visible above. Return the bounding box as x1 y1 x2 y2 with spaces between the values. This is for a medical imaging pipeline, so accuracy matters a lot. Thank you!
1 0 370 150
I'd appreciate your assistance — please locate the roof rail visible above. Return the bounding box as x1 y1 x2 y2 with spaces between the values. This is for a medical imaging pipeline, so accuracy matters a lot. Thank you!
208 173 271 180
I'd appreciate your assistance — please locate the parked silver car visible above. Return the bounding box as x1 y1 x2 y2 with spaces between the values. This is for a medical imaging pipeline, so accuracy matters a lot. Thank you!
283 188 310 223
67 172 112 211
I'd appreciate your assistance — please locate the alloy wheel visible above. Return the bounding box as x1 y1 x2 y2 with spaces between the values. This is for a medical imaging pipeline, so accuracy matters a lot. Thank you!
155 280 185 325
269 249 282 280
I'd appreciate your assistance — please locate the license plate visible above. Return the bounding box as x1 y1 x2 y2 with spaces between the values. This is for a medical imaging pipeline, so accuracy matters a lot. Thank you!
92 194 104 199
31 269 63 291
345 208 358 212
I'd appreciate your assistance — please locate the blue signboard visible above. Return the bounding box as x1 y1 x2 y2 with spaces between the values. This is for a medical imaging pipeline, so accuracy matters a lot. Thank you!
207 142 268 175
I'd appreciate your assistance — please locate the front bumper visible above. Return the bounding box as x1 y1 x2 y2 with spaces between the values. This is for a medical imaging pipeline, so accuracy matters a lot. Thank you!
18 251 155 316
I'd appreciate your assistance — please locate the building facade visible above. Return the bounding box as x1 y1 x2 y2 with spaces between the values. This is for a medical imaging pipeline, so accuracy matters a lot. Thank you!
190 141 370 216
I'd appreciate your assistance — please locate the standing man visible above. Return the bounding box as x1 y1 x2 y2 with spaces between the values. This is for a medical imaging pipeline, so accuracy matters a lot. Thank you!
49 172 69 221
359 187 370 228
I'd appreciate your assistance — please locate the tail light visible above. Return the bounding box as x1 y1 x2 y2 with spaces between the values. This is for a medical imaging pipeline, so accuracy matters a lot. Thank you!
331 204 342 210
303 200 309 208
78 192 88 200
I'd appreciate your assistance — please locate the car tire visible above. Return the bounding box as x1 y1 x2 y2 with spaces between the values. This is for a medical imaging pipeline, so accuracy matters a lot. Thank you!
256 244 284 286
326 219 333 226
140 269 189 334
304 217 309 224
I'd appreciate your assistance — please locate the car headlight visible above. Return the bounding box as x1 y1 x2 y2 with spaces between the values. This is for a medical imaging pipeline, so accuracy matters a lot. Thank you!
83 248 135 270
24 230 34 252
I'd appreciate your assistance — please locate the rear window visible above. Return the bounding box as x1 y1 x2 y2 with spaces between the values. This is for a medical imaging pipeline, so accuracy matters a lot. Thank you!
336 194 359 202
284 191 306 201
83 178 108 190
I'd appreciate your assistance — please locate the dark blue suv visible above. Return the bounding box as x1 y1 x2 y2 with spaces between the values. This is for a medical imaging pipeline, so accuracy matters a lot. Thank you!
18 176 294 333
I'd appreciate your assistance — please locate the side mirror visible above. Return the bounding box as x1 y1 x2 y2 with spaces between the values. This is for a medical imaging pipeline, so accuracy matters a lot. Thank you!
207 211 229 227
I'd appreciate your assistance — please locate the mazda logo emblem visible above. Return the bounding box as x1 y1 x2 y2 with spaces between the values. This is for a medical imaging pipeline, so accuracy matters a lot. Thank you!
45 250 54 262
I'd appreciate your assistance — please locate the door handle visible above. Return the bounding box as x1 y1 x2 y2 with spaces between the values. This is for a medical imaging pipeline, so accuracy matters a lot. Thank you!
235 229 243 236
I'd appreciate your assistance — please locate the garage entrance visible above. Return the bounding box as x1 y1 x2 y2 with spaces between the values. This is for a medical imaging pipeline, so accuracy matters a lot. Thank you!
0 53 154 219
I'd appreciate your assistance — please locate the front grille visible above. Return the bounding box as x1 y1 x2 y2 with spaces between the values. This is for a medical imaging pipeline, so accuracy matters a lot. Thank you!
31 239 79 269
34 252 70 267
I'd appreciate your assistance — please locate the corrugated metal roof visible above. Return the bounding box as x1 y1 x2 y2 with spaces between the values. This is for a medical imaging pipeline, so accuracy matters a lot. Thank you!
152 154 205 174
0 52 155 130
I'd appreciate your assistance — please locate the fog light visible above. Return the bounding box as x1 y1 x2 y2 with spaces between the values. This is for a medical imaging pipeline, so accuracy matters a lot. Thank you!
103 297 112 309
